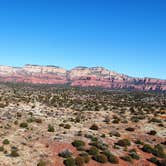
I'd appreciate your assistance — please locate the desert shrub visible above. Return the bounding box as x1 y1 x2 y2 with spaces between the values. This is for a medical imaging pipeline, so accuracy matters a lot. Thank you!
79 153 90 163
27 117 35 123
109 131 121 137
93 154 108 163
129 149 136 153
147 157 160 165
121 120 128 123
0 146 4 151
3 139 10 145
64 157 75 166
37 160 46 166
14 120 18 125
142 144 154 153
75 156 84 166
131 116 139 122
120 155 132 162
59 149 72 158
101 134 106 138
16 112 22 118
159 159 166 166
148 130 157 135
84 134 98 142
87 146 99 155
72 140 85 148
74 116 81 123
112 119 120 124
77 131 82 136
59 123 65 127
90 124 99 130
0 103 6 108
76 146 86 151
116 139 131 147
11 146 18 151
89 140 108 151
102 150 119 164
153 144 166 158
35 118 42 123
129 151 140 160
149 118 162 123
158 123 164 127
48 124 54 132
108 154 119 163
103 116 110 123
64 124 71 129
10 149 19 157
135 139 143 145
90 136 98 142
142 144 166 158
20 122 28 128
126 127 135 131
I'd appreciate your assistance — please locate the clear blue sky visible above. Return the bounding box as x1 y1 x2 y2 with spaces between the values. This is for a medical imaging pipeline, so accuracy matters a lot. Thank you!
0 0 165 79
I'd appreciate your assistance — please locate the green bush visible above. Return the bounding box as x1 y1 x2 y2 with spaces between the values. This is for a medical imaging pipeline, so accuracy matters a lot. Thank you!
131 116 139 122
27 117 35 123
148 130 157 135
102 150 119 164
59 123 65 127
64 157 75 166
135 139 143 145
90 124 99 130
37 160 46 166
120 155 132 162
64 124 71 129
20 122 28 128
76 146 86 151
0 146 4 151
103 116 110 123
149 118 162 123
126 127 135 131
112 119 120 124
75 156 84 166
16 112 22 118
153 144 166 158
35 118 42 123
72 140 85 148
101 134 106 138
147 157 160 165
93 154 108 163
3 139 10 145
14 120 18 125
142 144 154 153
109 131 121 137
10 149 19 157
79 153 90 163
59 149 72 158
48 124 54 132
87 146 99 155
116 139 131 147
89 140 108 151
129 151 140 160
142 144 166 158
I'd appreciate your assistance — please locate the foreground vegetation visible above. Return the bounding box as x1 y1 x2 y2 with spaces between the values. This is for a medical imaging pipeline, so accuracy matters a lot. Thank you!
0 82 165 166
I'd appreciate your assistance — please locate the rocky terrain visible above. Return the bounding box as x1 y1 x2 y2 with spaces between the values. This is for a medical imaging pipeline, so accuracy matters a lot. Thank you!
0 83 165 166
0 65 165 91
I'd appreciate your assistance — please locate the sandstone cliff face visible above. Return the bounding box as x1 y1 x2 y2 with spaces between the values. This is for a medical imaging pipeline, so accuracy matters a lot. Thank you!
0 65 165 91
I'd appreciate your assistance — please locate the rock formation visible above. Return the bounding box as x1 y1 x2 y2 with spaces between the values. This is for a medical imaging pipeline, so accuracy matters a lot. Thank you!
0 65 165 91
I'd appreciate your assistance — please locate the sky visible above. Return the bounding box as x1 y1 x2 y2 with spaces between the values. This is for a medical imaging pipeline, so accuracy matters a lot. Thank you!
0 0 165 79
